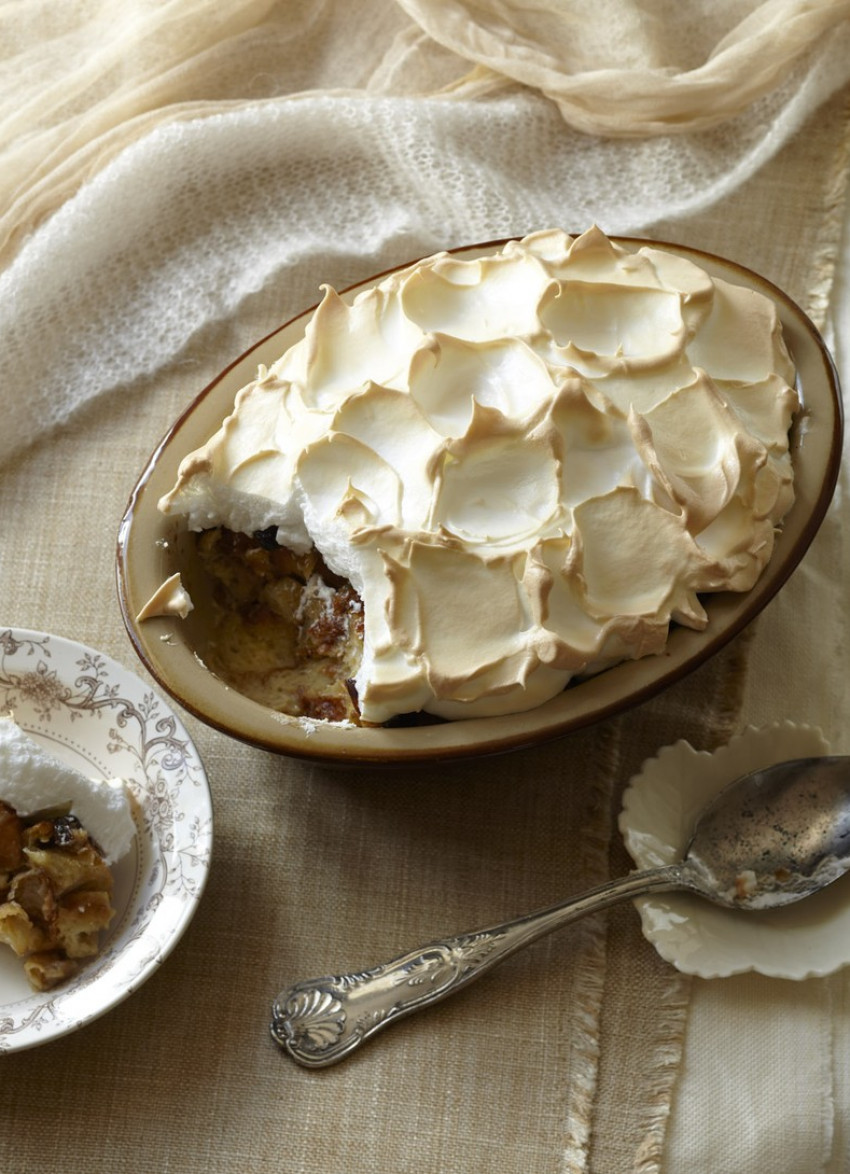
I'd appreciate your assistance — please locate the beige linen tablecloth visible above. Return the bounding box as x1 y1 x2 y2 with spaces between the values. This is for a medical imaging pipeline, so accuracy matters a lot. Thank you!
2 3 850 1171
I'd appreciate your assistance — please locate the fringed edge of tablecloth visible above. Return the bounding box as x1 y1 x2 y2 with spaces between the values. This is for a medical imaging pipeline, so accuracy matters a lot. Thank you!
629 627 760 1174
561 720 626 1174
805 88 850 331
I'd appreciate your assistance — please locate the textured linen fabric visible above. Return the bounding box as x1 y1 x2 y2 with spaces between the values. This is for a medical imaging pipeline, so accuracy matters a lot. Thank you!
1 3 850 1172
0 366 753 1174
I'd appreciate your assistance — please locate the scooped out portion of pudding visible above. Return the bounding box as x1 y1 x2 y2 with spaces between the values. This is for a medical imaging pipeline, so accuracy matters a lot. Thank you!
155 227 799 725
0 716 135 990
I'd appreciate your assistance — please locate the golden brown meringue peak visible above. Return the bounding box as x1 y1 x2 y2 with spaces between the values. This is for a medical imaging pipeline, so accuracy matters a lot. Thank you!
159 228 799 723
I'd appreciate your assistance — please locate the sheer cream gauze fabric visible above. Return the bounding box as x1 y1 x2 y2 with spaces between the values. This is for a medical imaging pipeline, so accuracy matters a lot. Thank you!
398 0 850 135
1 0 849 470
3 0 850 266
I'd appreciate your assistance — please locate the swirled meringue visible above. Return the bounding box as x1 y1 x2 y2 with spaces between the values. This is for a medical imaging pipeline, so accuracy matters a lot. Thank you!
159 227 798 723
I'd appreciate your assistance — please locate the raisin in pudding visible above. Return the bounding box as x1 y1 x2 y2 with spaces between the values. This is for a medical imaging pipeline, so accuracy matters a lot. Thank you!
152 227 799 726
0 716 135 990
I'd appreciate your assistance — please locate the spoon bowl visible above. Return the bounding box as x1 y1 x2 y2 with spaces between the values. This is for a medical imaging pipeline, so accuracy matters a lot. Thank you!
682 755 850 910
271 755 850 1067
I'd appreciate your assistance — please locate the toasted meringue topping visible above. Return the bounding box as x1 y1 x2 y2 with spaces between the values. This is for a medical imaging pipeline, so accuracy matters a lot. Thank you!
159 228 799 723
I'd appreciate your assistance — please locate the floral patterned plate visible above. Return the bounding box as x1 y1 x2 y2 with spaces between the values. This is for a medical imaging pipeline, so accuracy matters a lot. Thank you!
0 628 212 1052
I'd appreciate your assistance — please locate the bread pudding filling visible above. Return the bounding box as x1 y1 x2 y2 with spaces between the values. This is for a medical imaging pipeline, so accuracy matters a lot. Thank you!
194 526 365 723
0 716 135 990
0 802 117 990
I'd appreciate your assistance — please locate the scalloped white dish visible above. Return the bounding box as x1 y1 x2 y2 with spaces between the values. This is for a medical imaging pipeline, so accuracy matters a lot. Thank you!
117 238 842 765
0 628 212 1052
619 722 850 979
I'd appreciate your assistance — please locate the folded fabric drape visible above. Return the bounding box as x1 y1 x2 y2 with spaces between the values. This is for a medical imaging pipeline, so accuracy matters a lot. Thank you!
3 3 850 469
398 0 850 135
3 1 850 272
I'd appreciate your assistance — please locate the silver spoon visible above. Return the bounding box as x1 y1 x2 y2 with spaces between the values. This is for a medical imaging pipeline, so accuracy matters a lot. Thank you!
270 755 850 1068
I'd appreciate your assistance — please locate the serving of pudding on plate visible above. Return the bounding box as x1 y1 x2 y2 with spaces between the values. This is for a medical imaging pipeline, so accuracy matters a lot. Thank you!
0 716 135 991
144 227 801 731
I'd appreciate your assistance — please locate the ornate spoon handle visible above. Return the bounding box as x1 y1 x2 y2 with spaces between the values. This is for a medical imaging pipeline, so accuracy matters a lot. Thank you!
270 863 684 1067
